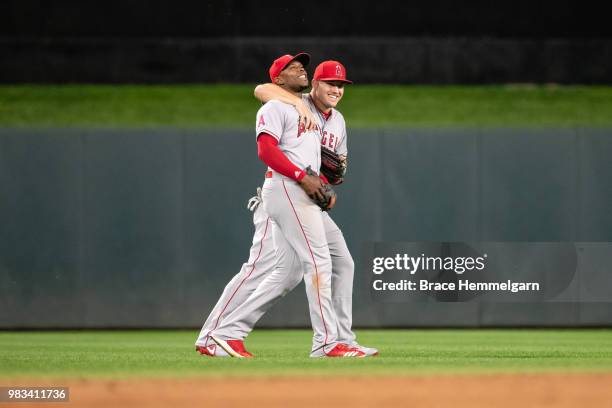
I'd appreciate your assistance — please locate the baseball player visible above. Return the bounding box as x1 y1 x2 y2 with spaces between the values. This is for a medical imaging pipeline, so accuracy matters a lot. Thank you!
195 54 377 358
252 61 376 354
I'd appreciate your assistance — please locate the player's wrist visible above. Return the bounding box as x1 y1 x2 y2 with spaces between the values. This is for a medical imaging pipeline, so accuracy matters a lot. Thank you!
295 170 306 182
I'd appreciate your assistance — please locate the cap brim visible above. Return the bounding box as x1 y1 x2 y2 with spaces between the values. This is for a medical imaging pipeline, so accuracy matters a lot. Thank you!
288 52 310 69
316 77 353 84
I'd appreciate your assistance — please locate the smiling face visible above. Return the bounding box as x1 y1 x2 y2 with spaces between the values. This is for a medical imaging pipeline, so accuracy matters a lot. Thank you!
311 79 345 111
275 61 309 93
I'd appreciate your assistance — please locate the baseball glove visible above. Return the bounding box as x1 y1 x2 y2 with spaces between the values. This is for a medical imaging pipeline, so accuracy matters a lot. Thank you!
320 146 347 185
305 166 336 211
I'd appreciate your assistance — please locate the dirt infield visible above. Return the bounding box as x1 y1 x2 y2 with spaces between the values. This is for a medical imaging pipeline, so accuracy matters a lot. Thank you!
4 373 612 408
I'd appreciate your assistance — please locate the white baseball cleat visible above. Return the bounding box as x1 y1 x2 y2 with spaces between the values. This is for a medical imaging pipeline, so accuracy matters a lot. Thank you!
309 343 366 358
350 343 379 356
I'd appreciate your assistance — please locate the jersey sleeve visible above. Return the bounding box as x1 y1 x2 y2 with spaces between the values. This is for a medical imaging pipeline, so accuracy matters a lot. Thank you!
255 102 284 142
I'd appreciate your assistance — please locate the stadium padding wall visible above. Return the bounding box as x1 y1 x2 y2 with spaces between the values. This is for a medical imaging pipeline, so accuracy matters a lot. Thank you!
1 128 611 328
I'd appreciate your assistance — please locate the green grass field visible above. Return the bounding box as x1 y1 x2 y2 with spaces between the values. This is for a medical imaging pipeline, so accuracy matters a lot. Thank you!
1 329 611 379
1 85 612 128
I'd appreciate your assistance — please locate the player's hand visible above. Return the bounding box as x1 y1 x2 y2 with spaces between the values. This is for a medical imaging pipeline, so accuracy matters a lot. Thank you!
295 101 316 131
299 173 327 202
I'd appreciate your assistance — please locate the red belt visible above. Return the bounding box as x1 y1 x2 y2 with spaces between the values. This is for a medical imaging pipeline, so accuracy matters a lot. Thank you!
265 170 273 178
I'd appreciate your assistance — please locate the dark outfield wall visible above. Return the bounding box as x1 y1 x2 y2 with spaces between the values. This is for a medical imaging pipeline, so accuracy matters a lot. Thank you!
3 37 612 84
2 0 612 84
2 0 609 38
1 128 611 328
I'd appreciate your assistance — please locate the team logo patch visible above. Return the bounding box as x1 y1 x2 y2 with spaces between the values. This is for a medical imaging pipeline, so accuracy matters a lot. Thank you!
336 65 342 77
258 115 266 127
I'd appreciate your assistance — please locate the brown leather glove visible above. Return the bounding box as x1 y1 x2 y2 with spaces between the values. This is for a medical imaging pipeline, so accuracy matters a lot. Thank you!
320 146 347 185
303 166 336 211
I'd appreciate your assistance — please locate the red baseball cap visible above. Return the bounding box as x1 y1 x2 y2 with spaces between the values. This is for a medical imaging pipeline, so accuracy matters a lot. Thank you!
269 52 310 82
313 60 352 84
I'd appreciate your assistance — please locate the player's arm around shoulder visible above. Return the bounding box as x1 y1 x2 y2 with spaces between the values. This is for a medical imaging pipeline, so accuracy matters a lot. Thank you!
254 83 316 130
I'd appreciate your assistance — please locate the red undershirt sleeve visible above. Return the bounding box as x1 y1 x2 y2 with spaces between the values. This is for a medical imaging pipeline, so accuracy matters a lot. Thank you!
257 133 305 182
